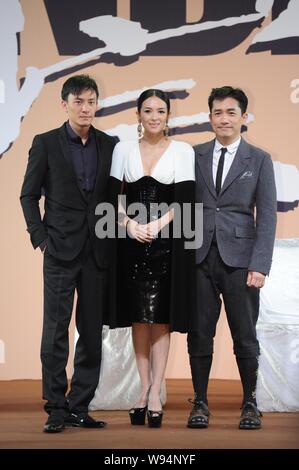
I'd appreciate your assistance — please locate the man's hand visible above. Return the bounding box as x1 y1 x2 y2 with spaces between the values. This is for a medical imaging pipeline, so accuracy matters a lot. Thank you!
247 271 265 288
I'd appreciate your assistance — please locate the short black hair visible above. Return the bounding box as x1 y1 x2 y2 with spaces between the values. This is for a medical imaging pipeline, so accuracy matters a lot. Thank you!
208 86 248 114
61 74 99 101
137 89 170 113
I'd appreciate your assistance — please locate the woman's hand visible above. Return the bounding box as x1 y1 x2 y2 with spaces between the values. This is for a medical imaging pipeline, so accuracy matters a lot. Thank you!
127 219 153 243
145 209 174 239
146 219 161 239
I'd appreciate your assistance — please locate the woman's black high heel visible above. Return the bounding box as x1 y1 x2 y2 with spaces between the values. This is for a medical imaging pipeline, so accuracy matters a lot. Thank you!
129 406 147 425
147 409 163 428
129 387 151 425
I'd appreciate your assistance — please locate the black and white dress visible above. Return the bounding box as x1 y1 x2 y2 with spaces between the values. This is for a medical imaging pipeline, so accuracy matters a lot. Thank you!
109 140 195 332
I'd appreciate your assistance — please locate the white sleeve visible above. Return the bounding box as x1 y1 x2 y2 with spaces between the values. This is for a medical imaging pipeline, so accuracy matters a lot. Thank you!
174 142 195 183
110 141 126 181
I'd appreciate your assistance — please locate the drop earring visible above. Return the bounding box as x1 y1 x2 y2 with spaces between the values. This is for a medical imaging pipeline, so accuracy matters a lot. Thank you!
164 123 169 138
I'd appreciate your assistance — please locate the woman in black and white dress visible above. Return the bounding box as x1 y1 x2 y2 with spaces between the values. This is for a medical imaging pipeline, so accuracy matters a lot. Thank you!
109 89 195 427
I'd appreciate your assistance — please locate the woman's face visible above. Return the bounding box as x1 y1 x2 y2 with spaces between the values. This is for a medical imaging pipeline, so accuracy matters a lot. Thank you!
137 96 169 136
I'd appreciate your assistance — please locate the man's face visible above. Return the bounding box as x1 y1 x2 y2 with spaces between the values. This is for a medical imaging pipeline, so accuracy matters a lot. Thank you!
209 97 247 145
61 88 98 132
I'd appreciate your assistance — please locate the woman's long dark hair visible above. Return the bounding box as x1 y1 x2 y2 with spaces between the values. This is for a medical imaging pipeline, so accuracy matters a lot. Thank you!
137 89 170 113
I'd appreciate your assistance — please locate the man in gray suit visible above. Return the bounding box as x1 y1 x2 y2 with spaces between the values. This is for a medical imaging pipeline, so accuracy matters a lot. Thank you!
187 86 277 430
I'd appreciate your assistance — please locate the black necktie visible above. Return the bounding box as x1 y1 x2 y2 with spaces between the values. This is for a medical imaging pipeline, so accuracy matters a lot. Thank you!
215 147 227 195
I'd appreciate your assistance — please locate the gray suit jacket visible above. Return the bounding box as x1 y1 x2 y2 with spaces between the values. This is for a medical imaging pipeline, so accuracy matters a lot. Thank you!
195 138 277 275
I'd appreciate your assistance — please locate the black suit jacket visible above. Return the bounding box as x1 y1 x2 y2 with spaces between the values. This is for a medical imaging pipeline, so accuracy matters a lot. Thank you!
20 123 116 268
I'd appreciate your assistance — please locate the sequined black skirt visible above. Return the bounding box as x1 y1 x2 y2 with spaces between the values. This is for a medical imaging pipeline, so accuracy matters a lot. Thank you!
120 177 174 324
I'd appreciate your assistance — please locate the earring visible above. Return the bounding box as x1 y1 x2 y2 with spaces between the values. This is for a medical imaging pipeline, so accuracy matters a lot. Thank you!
137 123 143 139
164 123 170 138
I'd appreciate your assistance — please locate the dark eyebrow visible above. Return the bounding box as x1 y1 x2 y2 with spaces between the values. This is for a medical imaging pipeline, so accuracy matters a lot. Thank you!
74 97 96 101
143 106 167 110
213 107 238 112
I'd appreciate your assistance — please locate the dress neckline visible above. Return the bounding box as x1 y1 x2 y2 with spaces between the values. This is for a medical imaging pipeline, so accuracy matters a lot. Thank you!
138 140 173 177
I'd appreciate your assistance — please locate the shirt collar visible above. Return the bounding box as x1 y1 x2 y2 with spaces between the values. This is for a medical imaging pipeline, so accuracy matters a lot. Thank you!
66 121 93 144
215 137 241 154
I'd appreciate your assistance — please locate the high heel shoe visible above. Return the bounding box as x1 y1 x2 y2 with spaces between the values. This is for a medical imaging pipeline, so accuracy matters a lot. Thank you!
147 409 163 428
129 405 147 425
129 386 151 425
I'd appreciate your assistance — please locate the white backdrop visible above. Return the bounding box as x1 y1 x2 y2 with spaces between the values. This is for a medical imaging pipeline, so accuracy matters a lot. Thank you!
256 239 299 411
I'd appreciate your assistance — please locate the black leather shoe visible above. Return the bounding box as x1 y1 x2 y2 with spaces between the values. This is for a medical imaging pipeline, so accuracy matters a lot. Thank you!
239 402 262 430
43 411 65 433
65 412 106 428
187 399 210 429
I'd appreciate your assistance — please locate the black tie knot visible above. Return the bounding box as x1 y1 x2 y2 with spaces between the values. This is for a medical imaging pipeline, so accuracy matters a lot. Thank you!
216 147 227 195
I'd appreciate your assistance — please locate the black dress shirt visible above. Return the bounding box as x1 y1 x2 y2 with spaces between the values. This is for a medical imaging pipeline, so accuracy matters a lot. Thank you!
65 122 98 193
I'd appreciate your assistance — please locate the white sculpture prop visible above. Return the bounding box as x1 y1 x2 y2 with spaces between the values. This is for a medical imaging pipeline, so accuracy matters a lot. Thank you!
256 239 299 412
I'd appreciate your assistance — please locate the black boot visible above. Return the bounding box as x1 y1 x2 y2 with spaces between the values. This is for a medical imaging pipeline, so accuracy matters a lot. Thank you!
187 397 210 428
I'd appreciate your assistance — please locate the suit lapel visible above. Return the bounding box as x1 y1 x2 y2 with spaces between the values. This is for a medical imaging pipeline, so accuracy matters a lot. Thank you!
197 140 217 198
58 124 88 202
92 129 102 201
220 138 251 195
90 128 110 204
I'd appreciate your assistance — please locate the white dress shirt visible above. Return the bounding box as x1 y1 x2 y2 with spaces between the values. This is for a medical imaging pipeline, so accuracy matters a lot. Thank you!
212 137 241 188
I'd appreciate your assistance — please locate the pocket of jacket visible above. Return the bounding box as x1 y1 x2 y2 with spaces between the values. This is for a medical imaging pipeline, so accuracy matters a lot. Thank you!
235 226 255 238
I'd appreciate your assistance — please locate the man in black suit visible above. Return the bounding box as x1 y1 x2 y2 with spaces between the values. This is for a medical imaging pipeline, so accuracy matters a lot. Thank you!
188 86 277 430
20 75 116 433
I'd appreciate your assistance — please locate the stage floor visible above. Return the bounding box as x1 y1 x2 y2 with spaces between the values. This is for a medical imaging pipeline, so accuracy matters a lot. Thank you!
0 379 298 449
